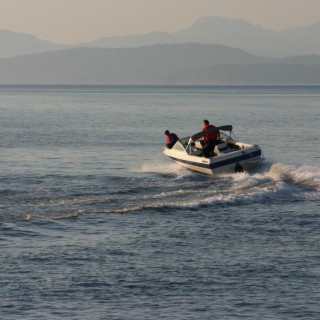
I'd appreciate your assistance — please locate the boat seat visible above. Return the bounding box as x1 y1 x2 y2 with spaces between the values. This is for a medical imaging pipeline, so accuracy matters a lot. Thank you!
195 140 205 149
213 145 221 156
216 141 228 151
213 142 229 156
196 140 228 150
224 137 236 145
190 148 203 156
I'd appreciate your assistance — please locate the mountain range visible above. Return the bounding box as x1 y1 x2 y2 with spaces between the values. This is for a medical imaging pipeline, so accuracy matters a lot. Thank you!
1 44 319 85
0 29 69 59
81 16 320 58
0 16 319 85
1 16 319 59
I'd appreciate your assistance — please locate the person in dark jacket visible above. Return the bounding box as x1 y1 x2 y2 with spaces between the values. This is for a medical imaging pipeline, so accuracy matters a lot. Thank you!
165 130 179 149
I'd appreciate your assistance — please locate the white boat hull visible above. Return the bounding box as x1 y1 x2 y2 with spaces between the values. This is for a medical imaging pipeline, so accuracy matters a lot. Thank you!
163 144 263 175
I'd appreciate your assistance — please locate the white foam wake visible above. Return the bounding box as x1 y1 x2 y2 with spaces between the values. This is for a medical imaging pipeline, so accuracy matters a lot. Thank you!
267 163 320 190
95 162 320 215
134 162 193 178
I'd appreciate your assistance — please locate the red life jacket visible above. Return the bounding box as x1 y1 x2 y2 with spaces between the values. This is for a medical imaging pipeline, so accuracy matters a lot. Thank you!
202 124 220 141
167 133 179 144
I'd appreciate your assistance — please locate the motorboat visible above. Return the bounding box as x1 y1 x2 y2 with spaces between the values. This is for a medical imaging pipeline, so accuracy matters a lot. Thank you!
163 125 264 175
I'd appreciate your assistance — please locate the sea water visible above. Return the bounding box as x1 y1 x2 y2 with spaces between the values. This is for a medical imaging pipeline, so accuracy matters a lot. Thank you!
1 85 320 319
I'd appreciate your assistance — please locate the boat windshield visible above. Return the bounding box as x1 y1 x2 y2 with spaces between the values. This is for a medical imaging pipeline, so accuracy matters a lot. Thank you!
172 136 190 151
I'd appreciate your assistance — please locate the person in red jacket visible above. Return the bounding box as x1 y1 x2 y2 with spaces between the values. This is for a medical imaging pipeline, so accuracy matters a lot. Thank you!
165 130 179 149
202 119 220 157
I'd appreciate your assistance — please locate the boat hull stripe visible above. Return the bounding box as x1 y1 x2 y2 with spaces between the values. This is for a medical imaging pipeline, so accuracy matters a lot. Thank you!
169 150 262 170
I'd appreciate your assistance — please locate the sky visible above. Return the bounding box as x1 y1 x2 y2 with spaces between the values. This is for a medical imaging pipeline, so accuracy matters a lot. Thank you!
0 0 319 45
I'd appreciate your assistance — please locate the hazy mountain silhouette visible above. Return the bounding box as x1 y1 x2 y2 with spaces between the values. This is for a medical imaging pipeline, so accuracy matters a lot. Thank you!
169 63 320 85
0 43 319 85
0 29 70 58
80 32 180 50
83 16 320 57
280 21 320 56
1 16 319 59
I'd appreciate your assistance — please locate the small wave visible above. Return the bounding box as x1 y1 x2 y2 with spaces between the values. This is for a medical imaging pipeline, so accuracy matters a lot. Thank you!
30 195 101 207
26 210 82 222
133 162 193 178
1 210 83 223
90 187 281 215
0 213 34 223
52 211 82 220
268 163 320 190
92 201 202 215
142 189 191 199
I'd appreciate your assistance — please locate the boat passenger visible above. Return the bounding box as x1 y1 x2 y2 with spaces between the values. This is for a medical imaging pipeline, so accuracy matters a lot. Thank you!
202 119 220 157
165 130 179 149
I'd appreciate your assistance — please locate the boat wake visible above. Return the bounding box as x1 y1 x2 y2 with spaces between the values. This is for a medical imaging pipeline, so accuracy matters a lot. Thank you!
268 163 320 190
88 162 320 215
134 162 193 178
1 162 319 222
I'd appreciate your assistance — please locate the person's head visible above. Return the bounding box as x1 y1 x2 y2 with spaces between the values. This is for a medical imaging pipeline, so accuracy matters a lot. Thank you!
165 130 170 136
203 119 209 125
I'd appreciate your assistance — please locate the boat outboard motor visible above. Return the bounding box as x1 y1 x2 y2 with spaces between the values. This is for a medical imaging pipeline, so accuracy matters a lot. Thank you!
235 162 244 173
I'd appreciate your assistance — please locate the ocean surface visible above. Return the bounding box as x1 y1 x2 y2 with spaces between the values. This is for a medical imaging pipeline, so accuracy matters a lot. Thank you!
1 85 320 319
